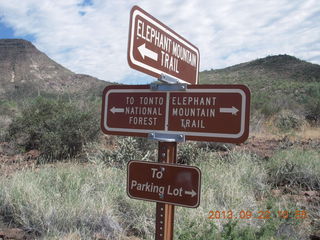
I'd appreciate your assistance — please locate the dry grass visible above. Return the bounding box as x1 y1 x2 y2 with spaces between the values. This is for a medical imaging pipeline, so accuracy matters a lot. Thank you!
0 140 317 239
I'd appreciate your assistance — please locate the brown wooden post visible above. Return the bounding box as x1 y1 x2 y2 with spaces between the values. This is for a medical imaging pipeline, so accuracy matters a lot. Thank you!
155 141 177 240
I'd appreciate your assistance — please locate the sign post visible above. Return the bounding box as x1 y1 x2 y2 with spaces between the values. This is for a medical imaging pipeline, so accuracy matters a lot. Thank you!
100 5 251 240
127 146 201 240
156 142 176 240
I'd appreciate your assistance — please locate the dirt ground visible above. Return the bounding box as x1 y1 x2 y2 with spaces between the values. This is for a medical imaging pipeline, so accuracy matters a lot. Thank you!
238 134 320 159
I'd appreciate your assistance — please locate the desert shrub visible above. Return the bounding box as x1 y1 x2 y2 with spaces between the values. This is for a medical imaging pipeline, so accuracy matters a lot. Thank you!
0 100 17 141
177 142 208 164
303 84 320 124
175 150 307 240
5 82 40 100
90 137 153 167
0 162 155 239
177 221 218 240
0 163 126 239
266 149 320 190
260 102 281 117
275 110 304 132
6 97 99 160
135 137 157 153
251 92 282 117
218 219 300 240
197 141 234 152
115 195 154 238
0 147 310 239
305 99 320 124
175 151 268 237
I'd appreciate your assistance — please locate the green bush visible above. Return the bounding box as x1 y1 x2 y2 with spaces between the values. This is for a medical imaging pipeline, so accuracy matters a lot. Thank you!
177 142 207 164
304 84 320 124
305 98 320 124
0 163 126 239
275 110 304 132
89 137 153 167
219 219 296 240
177 221 218 240
0 146 312 239
6 97 99 160
266 149 320 190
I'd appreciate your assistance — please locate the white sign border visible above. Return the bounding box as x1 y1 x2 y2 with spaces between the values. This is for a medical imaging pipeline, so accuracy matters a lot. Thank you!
104 88 247 139
129 7 200 84
127 160 201 208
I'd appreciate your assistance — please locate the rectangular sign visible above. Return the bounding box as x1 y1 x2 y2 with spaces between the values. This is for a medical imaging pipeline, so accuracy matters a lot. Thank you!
127 160 201 208
101 84 250 143
128 5 200 84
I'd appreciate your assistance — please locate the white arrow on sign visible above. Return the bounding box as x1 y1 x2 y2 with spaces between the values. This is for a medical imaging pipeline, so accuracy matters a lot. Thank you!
138 43 158 61
110 107 124 114
185 189 197 197
220 106 239 115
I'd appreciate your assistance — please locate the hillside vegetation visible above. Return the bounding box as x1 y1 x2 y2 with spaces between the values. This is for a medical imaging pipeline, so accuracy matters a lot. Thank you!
0 137 319 239
0 39 110 141
200 55 320 124
1 48 320 239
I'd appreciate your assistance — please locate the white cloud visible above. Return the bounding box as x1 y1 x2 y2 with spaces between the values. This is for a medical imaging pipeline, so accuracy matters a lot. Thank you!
0 0 319 83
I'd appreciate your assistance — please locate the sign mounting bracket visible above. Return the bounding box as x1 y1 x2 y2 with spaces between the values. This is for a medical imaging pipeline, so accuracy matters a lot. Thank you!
148 132 185 142
158 73 184 84
150 82 187 92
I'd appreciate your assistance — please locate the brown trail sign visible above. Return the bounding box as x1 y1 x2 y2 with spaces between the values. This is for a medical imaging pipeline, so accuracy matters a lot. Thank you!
101 84 250 143
127 160 201 208
128 6 200 84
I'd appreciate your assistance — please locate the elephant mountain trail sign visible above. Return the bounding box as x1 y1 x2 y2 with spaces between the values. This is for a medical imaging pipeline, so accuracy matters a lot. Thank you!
101 84 250 144
128 6 200 84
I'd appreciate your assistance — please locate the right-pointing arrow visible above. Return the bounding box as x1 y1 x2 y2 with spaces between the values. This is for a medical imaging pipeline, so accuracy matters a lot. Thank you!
220 106 239 115
185 189 197 197
138 43 158 61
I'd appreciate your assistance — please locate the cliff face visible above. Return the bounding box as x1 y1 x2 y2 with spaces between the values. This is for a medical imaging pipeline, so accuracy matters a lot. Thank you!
0 39 109 98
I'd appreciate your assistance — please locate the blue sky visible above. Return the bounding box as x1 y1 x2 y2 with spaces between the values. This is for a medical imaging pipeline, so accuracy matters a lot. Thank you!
0 22 15 39
0 22 36 42
0 0 319 84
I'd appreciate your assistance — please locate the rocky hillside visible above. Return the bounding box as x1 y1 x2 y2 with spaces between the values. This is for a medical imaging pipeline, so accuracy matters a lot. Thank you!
0 39 109 99
200 55 320 122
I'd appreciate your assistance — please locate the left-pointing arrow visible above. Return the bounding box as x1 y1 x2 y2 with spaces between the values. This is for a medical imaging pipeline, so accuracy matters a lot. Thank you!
185 189 197 198
138 43 158 61
110 107 124 114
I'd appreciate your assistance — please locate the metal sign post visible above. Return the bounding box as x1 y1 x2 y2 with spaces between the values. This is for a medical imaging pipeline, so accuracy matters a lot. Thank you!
156 142 176 240
100 6 251 240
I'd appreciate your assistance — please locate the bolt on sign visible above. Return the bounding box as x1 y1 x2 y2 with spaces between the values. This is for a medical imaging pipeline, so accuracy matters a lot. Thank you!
128 6 200 84
101 84 250 143
127 161 201 208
